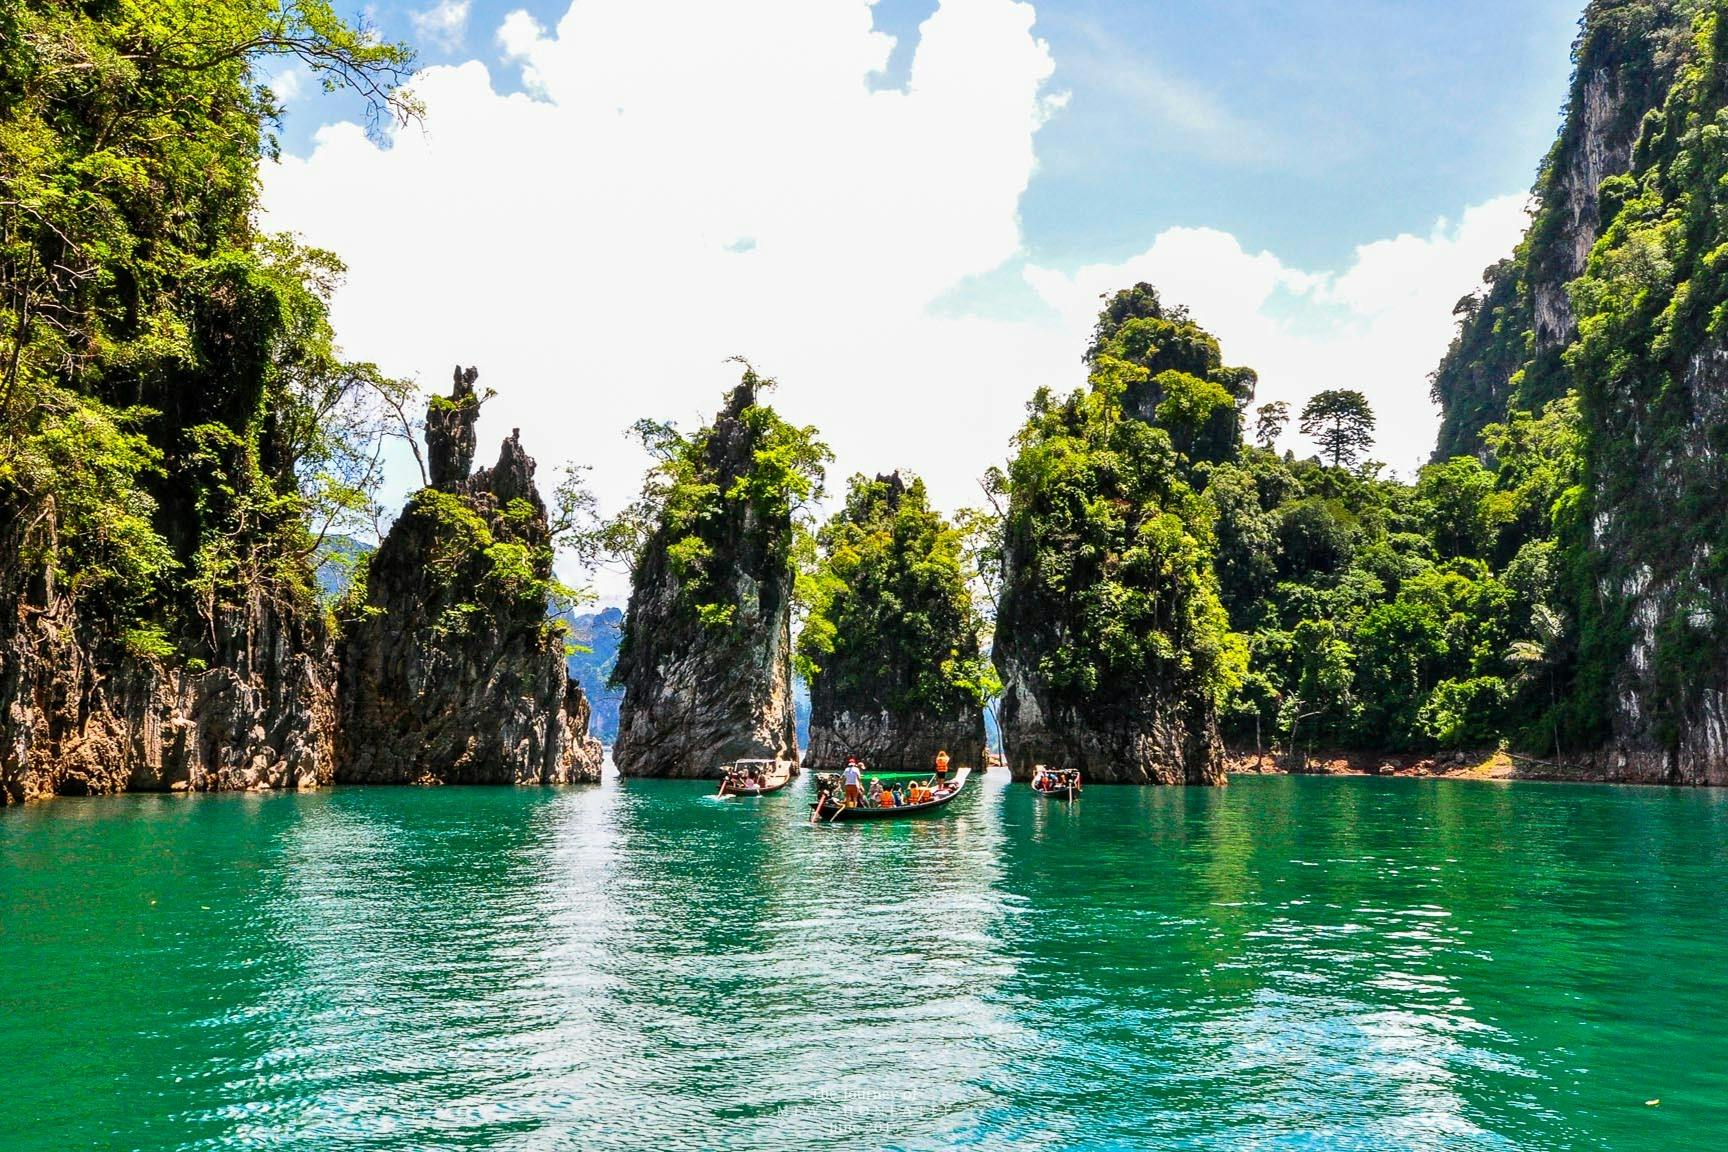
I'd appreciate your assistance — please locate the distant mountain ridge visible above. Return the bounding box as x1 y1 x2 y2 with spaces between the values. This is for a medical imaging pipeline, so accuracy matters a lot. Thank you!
562 607 624 743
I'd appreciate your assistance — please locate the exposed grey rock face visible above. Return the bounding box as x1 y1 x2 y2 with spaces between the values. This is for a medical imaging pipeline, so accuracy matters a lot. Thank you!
427 364 480 489
612 379 799 777
336 369 602 785
803 700 983 774
993 645 1224 785
1 504 335 803
1532 2 1700 351
1587 346 1728 788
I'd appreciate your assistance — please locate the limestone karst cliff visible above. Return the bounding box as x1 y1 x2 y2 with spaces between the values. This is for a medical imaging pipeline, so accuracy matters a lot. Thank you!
1431 0 1701 459
337 367 602 785
0 2 596 804
993 291 1230 785
0 500 336 803
800 472 988 772
1559 5 1728 784
0 251 344 803
1428 0 1728 783
611 370 823 777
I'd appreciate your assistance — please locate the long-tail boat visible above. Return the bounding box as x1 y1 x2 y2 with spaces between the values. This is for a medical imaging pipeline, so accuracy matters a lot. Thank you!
810 767 971 822
1031 768 1081 800
716 758 795 797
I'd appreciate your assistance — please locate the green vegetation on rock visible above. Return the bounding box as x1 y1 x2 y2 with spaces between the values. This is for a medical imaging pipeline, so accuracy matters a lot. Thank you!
610 365 830 644
992 287 1234 781
797 471 994 716
0 0 418 655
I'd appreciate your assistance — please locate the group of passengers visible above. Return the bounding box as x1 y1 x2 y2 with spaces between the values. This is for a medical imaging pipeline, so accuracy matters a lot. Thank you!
835 750 953 809
720 763 768 794
1031 766 1082 793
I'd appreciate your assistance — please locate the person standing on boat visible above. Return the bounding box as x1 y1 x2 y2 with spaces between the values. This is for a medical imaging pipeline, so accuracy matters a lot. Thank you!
842 758 864 807
934 749 951 787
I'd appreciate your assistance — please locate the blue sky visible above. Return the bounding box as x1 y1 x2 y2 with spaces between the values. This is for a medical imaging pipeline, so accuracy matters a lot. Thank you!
263 1 1586 597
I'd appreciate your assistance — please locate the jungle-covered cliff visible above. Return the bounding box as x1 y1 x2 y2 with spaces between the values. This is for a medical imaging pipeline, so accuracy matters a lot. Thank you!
798 472 989 772
1422 0 1728 782
1431 0 1702 458
336 369 602 785
1 3 602 802
0 2 414 802
611 368 829 777
993 288 1241 784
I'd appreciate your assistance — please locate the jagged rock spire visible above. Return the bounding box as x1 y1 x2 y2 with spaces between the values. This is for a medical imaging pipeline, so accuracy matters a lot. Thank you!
427 364 480 489
339 376 602 786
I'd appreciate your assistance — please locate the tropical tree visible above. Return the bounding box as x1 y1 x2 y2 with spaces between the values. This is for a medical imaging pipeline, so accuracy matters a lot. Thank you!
1299 389 1376 469
1 0 419 650
1253 401 1290 449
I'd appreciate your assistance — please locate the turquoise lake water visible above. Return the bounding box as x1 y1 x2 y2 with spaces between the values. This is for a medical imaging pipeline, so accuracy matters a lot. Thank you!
3 771 1725 1150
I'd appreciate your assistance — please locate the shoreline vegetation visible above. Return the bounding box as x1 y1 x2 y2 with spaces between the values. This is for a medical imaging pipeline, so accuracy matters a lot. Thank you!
10 1 1728 801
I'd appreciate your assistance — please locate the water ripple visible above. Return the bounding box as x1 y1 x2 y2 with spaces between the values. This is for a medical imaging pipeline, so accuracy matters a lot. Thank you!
3 775 1728 1149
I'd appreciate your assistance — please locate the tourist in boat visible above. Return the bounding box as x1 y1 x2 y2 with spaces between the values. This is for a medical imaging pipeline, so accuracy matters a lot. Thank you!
868 779 885 807
842 758 864 807
934 749 950 785
879 785 896 808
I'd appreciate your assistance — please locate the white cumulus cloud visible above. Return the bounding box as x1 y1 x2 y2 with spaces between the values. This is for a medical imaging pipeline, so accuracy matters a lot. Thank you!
262 0 1527 601
412 0 471 51
263 0 1061 599
1025 194 1531 474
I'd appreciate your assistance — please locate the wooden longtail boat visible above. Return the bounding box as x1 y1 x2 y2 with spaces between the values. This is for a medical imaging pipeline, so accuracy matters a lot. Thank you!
716 759 795 797
810 768 970 822
1031 770 1081 800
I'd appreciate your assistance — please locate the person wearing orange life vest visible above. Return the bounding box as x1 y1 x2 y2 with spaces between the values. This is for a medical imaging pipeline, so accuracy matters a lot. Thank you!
934 749 950 787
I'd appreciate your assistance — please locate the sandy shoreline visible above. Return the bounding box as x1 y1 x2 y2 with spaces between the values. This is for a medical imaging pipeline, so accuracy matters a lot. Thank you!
1224 749 1654 785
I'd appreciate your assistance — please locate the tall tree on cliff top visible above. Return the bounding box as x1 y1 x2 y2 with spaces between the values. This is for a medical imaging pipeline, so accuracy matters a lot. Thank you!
1300 390 1376 470
1253 401 1290 450
0 0 419 654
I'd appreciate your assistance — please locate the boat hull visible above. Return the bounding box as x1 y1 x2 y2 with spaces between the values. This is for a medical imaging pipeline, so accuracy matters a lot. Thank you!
718 776 791 797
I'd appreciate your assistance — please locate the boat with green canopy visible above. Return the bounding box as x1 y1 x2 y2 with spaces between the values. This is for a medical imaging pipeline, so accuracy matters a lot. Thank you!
810 768 970 822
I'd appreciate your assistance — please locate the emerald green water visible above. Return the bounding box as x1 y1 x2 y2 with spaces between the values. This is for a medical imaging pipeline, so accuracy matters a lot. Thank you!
3 773 1725 1150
